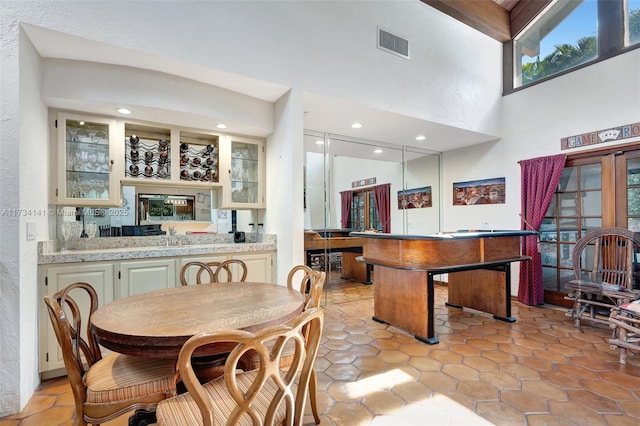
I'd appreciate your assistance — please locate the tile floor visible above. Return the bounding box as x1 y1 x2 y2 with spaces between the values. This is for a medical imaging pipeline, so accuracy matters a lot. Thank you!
3 272 640 425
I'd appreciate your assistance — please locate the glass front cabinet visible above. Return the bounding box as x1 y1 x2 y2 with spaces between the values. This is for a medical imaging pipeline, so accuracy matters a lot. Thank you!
54 111 266 209
54 112 122 207
219 136 265 209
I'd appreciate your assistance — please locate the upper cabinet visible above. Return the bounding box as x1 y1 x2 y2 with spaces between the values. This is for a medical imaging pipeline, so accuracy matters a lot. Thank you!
52 111 265 209
54 112 122 207
219 135 266 209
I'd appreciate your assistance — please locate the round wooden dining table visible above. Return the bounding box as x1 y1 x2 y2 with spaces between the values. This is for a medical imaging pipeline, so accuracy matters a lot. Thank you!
91 282 305 359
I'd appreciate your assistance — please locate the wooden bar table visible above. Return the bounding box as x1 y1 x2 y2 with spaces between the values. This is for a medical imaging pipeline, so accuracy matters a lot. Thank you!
351 230 536 344
91 282 305 359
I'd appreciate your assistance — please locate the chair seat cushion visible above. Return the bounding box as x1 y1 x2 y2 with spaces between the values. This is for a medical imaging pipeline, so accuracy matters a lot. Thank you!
84 353 176 403
155 370 289 425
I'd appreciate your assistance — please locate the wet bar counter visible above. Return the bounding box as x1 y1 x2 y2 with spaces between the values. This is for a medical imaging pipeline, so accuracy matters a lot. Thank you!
351 230 536 344
304 229 371 283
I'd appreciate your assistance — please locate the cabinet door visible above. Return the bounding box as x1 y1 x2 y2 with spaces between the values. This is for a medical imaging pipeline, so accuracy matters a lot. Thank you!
232 252 274 283
40 263 115 373
118 259 177 298
220 135 265 208
55 112 122 207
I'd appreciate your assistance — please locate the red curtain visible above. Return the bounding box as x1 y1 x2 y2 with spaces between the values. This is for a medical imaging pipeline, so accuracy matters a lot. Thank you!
340 191 352 229
374 184 391 233
518 154 566 306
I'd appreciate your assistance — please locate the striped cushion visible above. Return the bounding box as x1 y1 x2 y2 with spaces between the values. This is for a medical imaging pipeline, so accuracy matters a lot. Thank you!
156 370 291 425
84 353 176 403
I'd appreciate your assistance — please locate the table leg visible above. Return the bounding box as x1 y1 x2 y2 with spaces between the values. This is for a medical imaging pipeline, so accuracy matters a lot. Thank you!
493 263 516 323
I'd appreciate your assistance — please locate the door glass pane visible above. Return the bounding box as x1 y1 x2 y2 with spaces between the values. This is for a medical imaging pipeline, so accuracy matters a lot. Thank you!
558 193 578 217
628 158 640 231
558 166 578 191
580 163 601 189
581 190 601 216
581 217 601 234
627 188 640 215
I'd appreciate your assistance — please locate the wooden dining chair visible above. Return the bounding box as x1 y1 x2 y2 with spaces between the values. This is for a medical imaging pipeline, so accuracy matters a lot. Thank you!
565 227 640 329
241 265 326 424
213 259 248 282
179 261 217 286
155 308 324 426
44 282 177 426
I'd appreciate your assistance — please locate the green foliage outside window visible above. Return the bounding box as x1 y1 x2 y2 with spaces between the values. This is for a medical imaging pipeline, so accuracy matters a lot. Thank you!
520 6 640 86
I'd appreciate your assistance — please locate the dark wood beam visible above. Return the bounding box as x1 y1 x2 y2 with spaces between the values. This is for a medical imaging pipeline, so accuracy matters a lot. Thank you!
510 0 553 37
422 0 511 42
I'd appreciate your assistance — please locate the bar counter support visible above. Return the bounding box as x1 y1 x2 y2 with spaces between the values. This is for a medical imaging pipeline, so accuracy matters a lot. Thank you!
354 230 535 345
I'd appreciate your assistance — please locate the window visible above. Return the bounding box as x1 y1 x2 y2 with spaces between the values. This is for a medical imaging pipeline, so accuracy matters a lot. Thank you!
349 190 381 231
627 0 640 45
513 0 640 90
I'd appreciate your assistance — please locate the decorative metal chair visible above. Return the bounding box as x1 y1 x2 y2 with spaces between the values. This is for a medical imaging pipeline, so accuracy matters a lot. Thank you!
44 282 176 426
155 308 324 426
565 227 640 329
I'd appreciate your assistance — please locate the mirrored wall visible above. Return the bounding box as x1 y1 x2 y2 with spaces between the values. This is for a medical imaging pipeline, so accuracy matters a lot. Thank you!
303 129 442 287
304 130 442 234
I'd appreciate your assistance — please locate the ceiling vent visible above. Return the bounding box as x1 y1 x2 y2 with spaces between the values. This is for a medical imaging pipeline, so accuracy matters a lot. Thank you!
377 26 410 59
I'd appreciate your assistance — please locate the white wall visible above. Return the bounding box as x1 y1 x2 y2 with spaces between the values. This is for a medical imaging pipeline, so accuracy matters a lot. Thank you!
0 24 48 413
267 89 306 284
405 154 442 235
442 49 640 295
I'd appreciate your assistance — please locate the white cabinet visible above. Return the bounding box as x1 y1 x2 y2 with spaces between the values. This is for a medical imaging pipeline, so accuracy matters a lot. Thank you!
232 252 274 283
53 112 122 207
118 259 177 297
219 135 266 209
40 262 115 374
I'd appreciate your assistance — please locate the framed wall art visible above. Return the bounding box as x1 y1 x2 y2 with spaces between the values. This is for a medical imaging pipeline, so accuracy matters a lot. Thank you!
453 177 505 206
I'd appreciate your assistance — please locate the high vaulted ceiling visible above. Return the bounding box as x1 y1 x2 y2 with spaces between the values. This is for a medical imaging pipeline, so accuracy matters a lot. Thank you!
422 0 552 42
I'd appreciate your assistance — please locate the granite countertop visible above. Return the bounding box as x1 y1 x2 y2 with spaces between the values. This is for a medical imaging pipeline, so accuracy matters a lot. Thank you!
38 234 276 264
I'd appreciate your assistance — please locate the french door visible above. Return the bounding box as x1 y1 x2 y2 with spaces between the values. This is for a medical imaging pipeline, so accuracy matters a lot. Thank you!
542 143 640 306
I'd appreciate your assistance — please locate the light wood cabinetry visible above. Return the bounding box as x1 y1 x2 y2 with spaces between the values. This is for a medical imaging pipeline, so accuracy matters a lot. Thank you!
53 112 122 207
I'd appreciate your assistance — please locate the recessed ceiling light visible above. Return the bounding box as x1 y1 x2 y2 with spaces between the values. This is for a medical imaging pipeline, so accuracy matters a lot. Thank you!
351 123 363 129
416 135 426 141
315 140 324 145
78 121 85 126
374 149 383 154
117 108 131 115
216 123 227 129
